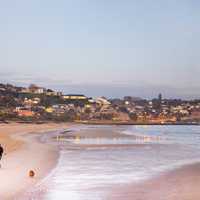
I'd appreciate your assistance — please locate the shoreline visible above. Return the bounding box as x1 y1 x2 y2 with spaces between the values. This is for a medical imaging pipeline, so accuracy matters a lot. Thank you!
77 121 200 126
1 120 200 126
1 123 200 199
0 122 70 200
65 125 200 200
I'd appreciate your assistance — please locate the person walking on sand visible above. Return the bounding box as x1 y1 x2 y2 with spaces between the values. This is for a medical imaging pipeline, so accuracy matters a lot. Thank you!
0 144 4 168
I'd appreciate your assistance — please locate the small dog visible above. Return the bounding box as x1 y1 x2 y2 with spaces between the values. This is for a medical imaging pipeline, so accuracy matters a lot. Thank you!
29 170 35 177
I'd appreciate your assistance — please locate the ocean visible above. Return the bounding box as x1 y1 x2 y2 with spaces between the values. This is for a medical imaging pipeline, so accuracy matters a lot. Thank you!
20 125 200 200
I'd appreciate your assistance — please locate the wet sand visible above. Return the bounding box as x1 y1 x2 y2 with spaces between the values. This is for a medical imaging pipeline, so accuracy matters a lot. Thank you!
109 162 200 200
0 122 70 200
65 127 129 138
69 127 200 200
59 127 163 149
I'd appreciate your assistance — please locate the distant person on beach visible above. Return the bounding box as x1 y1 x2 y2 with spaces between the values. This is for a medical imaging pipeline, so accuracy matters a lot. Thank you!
0 144 4 167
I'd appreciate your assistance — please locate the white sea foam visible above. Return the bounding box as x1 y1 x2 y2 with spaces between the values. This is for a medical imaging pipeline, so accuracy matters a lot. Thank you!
21 125 200 200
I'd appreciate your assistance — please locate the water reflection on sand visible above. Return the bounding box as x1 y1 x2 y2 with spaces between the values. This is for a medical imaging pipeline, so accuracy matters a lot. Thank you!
21 125 200 200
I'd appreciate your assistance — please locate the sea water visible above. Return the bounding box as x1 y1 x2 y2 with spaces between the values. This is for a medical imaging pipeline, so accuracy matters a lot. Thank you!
20 125 200 200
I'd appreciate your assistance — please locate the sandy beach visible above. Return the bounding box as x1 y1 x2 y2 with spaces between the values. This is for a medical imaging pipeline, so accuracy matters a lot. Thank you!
0 124 200 200
0 122 70 200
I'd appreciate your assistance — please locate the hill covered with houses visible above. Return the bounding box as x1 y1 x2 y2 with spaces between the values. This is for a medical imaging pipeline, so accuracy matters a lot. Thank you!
0 83 200 124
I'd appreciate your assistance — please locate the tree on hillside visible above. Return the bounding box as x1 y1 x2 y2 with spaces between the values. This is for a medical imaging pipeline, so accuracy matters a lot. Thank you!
129 112 138 121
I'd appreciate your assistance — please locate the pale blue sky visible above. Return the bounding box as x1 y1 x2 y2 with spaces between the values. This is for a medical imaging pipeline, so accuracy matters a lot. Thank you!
0 0 199 98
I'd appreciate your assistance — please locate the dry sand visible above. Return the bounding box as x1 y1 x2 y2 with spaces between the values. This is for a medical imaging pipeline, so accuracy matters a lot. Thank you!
0 122 70 200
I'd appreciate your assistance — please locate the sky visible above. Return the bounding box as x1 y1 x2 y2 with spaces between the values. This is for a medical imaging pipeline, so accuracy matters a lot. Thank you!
0 0 199 99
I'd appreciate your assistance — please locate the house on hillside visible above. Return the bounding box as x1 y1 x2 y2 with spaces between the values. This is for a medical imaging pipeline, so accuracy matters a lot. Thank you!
62 94 88 100
15 107 35 117
46 89 57 96
29 84 45 94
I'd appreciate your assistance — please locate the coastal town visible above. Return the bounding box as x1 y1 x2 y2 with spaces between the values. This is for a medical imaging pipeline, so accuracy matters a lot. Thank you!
0 83 199 124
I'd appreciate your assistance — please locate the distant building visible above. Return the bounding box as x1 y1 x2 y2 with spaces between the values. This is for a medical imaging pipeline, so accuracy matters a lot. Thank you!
29 84 45 94
96 97 111 106
158 93 162 103
46 89 58 96
62 94 88 100
56 91 63 96
24 97 40 106
62 94 88 106
15 107 35 117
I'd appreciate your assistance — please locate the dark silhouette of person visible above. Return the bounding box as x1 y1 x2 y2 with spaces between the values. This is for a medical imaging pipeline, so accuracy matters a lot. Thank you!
0 144 4 163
